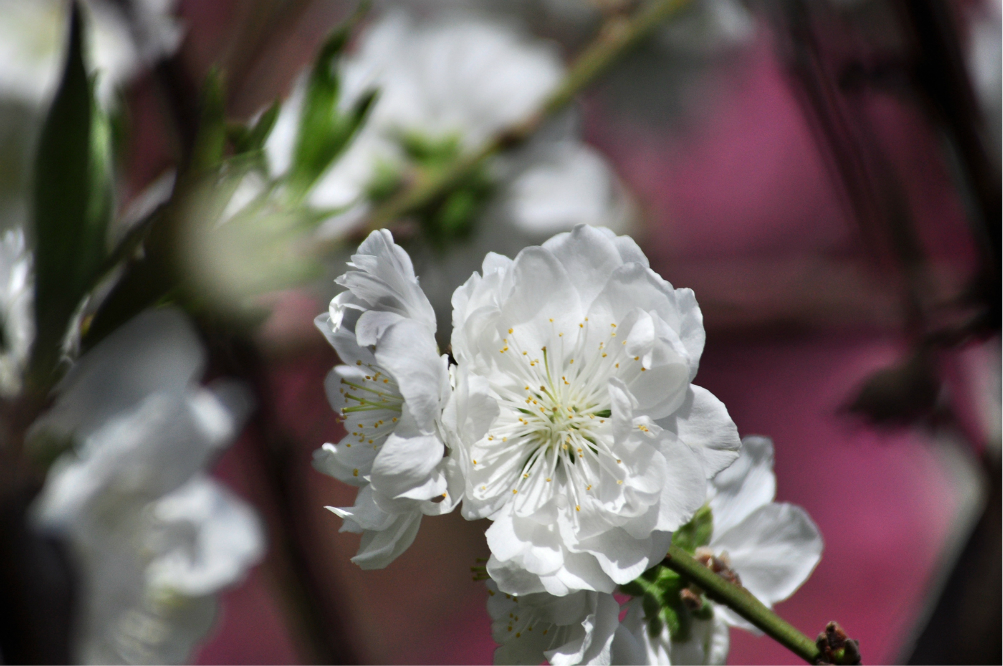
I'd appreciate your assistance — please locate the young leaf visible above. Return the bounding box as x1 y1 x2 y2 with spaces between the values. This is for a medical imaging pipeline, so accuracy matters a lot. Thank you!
29 3 112 388
287 8 375 198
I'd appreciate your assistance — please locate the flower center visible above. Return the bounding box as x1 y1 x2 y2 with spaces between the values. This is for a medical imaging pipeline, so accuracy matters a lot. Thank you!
337 360 403 450
472 318 647 514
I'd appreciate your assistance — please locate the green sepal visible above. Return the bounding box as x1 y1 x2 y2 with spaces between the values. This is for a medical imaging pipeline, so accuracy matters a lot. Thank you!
691 601 714 621
28 3 112 388
671 504 713 553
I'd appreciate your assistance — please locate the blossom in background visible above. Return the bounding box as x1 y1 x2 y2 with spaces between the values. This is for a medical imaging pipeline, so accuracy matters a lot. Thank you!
313 229 458 569
486 580 620 666
0 0 182 106
30 308 263 665
0 227 33 398
612 436 823 664
450 224 741 596
265 9 635 326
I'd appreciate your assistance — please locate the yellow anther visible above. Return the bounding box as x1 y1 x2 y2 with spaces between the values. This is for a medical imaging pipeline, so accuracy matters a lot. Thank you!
356 360 362 365
575 505 580 511
508 328 514 334
353 469 359 477
512 489 518 494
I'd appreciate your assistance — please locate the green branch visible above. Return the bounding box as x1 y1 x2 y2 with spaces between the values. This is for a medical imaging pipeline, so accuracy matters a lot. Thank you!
662 545 823 664
360 0 690 233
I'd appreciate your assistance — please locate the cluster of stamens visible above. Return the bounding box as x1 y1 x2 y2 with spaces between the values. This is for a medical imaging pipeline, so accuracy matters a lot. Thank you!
474 317 649 513
336 359 404 451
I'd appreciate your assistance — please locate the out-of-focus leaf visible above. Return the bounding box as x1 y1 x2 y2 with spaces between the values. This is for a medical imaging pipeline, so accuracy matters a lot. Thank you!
287 9 376 198
29 4 112 388
229 100 280 156
188 69 227 176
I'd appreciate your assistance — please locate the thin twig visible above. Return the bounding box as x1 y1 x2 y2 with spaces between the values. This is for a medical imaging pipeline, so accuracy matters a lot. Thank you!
662 545 824 664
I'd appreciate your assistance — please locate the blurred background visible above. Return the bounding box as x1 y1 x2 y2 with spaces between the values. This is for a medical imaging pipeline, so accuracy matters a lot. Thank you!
0 0 999 664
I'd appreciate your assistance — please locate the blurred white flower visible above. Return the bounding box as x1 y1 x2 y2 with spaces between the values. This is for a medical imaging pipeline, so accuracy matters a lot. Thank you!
30 308 263 665
449 225 740 596
0 0 182 107
267 10 563 216
610 436 823 665
313 229 459 569
265 10 635 326
0 227 33 398
486 580 620 666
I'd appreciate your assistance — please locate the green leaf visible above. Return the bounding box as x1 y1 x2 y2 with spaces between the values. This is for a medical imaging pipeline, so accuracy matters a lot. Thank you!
188 69 227 175
29 3 112 388
229 99 280 155
671 504 713 553
288 8 375 198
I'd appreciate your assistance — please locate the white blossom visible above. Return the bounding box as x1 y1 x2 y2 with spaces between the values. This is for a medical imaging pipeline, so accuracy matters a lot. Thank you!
610 436 823 665
486 580 620 666
0 227 33 398
30 308 263 665
449 224 740 596
0 0 182 106
313 229 458 569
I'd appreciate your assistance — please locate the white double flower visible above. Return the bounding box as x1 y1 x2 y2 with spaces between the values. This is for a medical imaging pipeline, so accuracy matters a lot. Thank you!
451 224 741 595
313 229 460 569
317 225 741 588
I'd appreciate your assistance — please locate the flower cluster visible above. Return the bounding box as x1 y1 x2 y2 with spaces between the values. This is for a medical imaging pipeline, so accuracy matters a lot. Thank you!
315 224 825 664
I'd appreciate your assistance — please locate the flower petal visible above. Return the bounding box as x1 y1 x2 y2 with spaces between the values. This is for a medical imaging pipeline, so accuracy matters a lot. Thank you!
709 435 776 536
712 503 823 607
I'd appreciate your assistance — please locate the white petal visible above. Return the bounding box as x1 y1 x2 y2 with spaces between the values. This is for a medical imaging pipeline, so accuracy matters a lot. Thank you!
709 435 776 537
540 224 626 307
351 510 422 570
336 229 436 333
33 308 205 440
369 432 444 500
660 386 740 479
712 503 823 606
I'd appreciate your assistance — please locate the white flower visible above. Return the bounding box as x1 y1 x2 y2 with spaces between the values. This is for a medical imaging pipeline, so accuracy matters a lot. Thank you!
0 227 33 398
30 308 263 665
265 10 634 245
610 436 823 665
313 229 457 569
449 224 740 596
486 580 620 666
0 0 182 106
